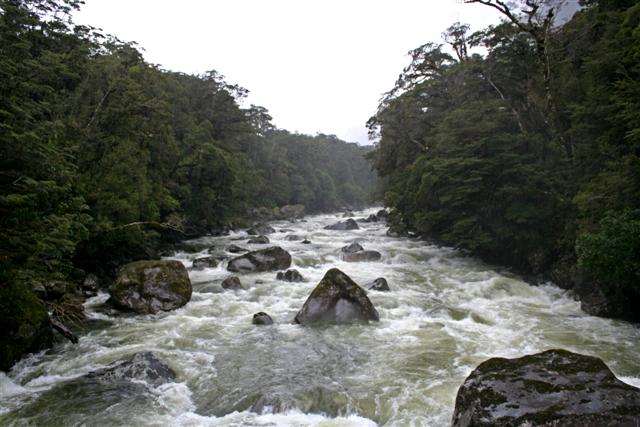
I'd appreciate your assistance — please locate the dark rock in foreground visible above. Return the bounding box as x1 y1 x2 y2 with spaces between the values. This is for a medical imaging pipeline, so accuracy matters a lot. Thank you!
366 277 390 291
227 247 292 273
252 312 274 325
0 281 53 371
192 256 219 269
294 268 379 325
451 349 640 427
221 276 243 290
324 218 359 230
87 351 176 386
109 260 192 314
276 269 304 282
247 224 276 236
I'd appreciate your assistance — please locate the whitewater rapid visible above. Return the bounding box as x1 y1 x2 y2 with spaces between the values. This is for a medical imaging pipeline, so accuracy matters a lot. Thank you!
1 208 639 426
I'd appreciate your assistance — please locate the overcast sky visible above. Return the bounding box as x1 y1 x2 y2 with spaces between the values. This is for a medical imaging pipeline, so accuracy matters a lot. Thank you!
74 1 503 144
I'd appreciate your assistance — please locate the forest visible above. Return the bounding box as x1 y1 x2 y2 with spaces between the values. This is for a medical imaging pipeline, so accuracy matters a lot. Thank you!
0 0 375 369
369 0 640 322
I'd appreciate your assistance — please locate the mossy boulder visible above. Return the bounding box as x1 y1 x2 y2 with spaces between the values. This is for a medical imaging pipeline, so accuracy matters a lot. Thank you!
109 260 192 314
0 280 53 371
452 349 640 427
227 247 292 273
294 268 379 325
324 218 359 230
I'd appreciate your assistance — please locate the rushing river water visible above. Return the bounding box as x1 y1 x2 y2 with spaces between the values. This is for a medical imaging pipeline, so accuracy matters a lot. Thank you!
1 208 640 426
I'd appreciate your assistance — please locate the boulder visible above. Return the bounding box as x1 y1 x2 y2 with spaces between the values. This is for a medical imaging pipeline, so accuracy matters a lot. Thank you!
276 269 305 282
221 276 243 290
0 281 53 371
376 209 389 220
324 218 359 230
342 250 382 262
227 247 292 273
451 349 640 427
358 214 379 223
247 235 270 244
86 351 176 386
366 278 390 291
284 234 302 241
247 224 276 236
226 244 248 253
252 312 274 325
192 256 219 269
294 268 379 324
302 239 312 244
109 260 192 314
341 242 364 254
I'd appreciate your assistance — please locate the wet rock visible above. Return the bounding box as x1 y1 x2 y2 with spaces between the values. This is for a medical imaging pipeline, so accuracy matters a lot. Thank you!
251 386 349 416
294 268 379 324
278 204 305 220
252 312 274 325
192 256 219 269
0 281 53 371
276 269 305 282
226 244 248 253
109 260 192 314
247 235 270 244
451 349 640 427
376 209 389 220
366 277 390 291
341 242 364 253
86 351 176 386
227 247 292 273
342 250 382 262
221 276 243 290
284 234 302 241
324 218 359 230
247 224 276 236
358 214 379 223
302 239 312 244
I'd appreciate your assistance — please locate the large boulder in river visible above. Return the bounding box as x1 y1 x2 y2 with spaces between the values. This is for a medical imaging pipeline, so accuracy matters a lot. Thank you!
294 268 379 325
451 349 640 427
247 224 276 236
324 218 359 230
0 281 53 371
227 246 292 273
109 260 192 314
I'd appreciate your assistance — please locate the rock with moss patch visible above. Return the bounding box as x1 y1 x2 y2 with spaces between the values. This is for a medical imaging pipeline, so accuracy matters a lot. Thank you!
294 268 379 324
451 349 640 427
109 260 192 314
0 281 53 371
227 247 292 273
324 219 359 230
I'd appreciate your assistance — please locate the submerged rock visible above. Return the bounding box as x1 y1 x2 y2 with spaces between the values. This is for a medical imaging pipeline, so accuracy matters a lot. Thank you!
0 281 53 371
302 239 312 244
276 269 304 282
247 224 276 236
451 349 640 427
87 351 176 386
221 276 243 290
324 218 359 230
284 234 302 241
226 244 248 253
247 235 270 244
252 312 274 325
366 277 390 291
227 247 292 273
109 260 192 314
342 250 382 262
294 268 379 324
192 256 219 269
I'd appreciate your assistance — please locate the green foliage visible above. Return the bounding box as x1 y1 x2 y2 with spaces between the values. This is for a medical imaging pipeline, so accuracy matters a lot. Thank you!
576 210 640 291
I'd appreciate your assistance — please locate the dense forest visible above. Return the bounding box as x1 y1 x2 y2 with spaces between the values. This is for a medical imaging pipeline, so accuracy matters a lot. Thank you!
369 0 640 321
0 0 375 369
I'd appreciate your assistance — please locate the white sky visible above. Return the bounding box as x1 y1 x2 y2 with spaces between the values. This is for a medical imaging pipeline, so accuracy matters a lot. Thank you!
74 0 502 144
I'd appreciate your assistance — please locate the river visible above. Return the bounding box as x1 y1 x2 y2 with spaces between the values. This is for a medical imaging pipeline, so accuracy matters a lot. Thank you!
1 207 639 426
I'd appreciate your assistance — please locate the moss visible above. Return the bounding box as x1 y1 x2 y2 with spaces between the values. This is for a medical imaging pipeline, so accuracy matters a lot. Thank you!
0 279 53 371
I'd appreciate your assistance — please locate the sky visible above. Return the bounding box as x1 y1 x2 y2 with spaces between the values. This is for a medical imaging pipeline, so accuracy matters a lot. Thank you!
74 0 503 145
